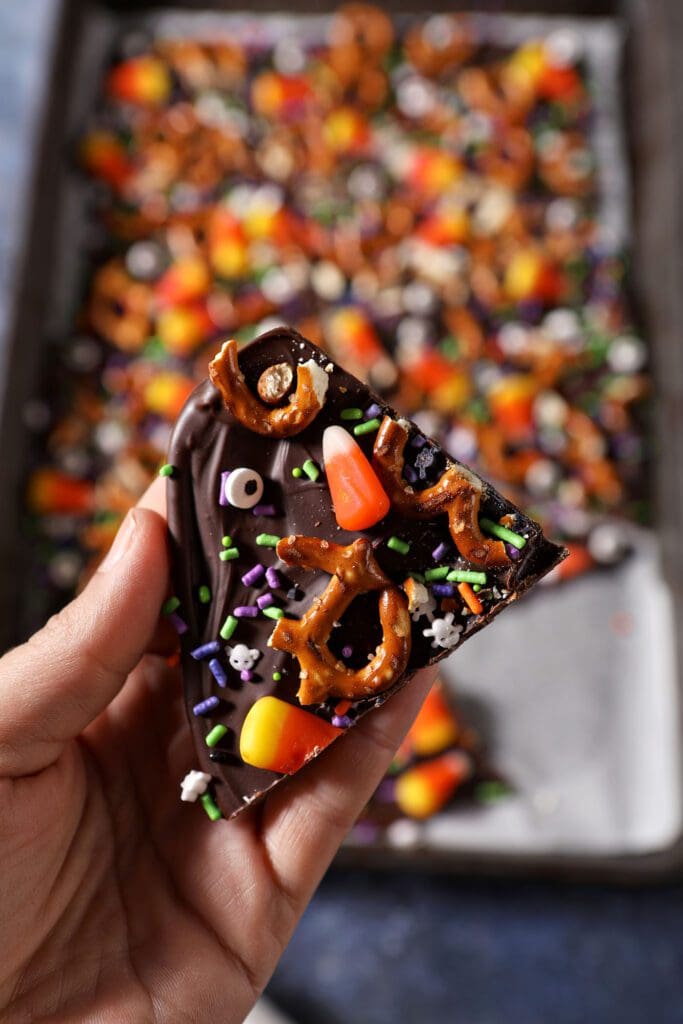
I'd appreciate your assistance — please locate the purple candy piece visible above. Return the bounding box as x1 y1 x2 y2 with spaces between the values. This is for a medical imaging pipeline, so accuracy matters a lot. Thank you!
240 669 253 682
190 640 222 660
219 469 231 506
208 658 227 687
506 543 522 560
403 464 418 484
353 820 380 844
342 645 354 658
168 611 188 635
332 714 353 728
266 567 282 589
252 504 277 517
432 583 455 598
410 433 427 449
234 605 259 618
257 592 275 609
193 695 220 716
375 779 396 803
432 541 448 561
241 563 265 587
365 402 381 419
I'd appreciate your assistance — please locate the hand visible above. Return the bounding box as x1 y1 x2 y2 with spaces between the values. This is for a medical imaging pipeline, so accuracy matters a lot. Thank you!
0 478 435 1022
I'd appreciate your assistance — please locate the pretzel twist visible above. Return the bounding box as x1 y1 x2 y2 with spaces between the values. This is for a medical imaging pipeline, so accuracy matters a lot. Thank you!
269 536 411 705
372 417 509 570
209 338 328 437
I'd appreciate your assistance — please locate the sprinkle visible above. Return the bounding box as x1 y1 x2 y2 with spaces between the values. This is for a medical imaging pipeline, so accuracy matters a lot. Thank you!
480 517 527 550
159 463 175 477
432 583 455 597
257 593 275 609
205 724 228 747
272 671 282 681
208 749 231 763
240 670 253 682
387 536 410 555
458 582 484 615
446 570 488 585
475 780 511 803
432 542 448 561
332 715 353 728
198 585 211 604
404 464 418 484
162 596 180 615
506 543 522 560
168 612 188 635
415 447 436 479
191 641 221 660
208 659 228 686
219 547 239 561
292 467 303 478
424 566 450 581
200 792 222 821
252 503 277 516
219 470 231 506
256 533 281 547
219 614 238 640
365 402 381 419
241 563 265 587
342 645 353 658
263 606 285 620
408 571 425 583
341 407 363 420
473 584 482 592
193 695 220 716
410 434 427 449
353 418 381 436
303 458 320 482
234 605 258 618
336 699 352 715
266 566 282 589
221 535 233 547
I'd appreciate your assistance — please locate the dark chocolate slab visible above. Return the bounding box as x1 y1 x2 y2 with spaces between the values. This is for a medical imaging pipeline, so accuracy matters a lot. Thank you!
166 328 565 818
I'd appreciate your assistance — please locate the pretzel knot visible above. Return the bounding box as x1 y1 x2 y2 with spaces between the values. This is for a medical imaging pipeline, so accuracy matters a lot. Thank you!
209 338 328 437
269 535 411 706
372 416 509 570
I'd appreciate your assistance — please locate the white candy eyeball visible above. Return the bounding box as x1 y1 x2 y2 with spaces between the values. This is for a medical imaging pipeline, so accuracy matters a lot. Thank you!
224 467 264 509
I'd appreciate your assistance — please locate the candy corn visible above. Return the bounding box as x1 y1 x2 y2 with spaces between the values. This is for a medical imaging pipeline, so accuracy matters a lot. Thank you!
406 682 460 758
155 257 211 308
156 304 212 357
80 131 130 190
143 372 196 420
107 56 172 107
322 425 390 531
27 469 94 516
395 751 472 819
239 696 341 774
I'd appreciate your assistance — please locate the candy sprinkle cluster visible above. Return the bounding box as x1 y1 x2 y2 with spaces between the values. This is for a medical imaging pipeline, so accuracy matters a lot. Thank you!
25 5 646 604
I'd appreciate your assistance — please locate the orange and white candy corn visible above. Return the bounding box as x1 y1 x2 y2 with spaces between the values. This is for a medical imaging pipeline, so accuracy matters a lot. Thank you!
240 696 341 774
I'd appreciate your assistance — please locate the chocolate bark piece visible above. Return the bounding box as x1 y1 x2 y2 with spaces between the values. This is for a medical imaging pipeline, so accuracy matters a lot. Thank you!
166 327 565 818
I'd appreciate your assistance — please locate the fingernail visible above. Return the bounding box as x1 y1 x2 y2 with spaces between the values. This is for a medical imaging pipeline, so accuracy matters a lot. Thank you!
98 510 138 573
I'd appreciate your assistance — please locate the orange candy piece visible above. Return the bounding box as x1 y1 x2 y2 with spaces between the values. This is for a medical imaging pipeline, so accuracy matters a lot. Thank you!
395 751 471 819
27 469 94 516
239 696 341 774
406 682 460 758
107 56 171 107
322 426 390 531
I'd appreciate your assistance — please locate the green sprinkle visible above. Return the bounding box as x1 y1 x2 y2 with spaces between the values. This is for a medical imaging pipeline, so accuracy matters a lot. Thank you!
256 533 281 548
221 535 233 547
473 584 482 593
162 596 180 615
303 458 320 482
341 407 363 420
263 606 284 621
387 536 410 555
159 463 175 478
408 571 425 584
424 566 450 582
219 547 239 561
446 570 487 585
200 793 222 821
272 671 282 682
479 517 527 550
475 780 512 804
292 467 303 479
353 418 381 437
198 585 211 604
219 614 238 640
205 724 228 748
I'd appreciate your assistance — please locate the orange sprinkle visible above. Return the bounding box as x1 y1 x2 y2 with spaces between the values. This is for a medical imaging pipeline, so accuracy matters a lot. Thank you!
458 582 483 615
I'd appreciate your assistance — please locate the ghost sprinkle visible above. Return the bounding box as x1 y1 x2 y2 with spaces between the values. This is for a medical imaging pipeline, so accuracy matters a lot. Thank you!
180 770 212 803
422 613 463 650
227 643 261 672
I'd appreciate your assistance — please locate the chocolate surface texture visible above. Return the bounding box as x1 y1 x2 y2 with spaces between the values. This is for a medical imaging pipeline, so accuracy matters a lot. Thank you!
167 328 565 818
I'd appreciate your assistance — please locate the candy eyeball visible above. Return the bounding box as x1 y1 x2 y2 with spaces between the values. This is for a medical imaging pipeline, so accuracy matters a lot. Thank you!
224 467 264 509
227 644 260 672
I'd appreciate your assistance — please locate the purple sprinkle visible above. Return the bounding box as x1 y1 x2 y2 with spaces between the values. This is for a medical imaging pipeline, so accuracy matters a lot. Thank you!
365 402 381 419
234 605 259 618
332 715 353 728
193 695 220 716
219 470 231 506
208 658 227 687
375 779 396 803
257 593 275 609
168 611 188 635
240 669 253 682
432 583 455 598
342 645 354 658
241 563 265 587
252 504 277 517
432 542 448 561
190 641 222 660
404 464 418 484
506 544 521 560
353 820 380 844
410 433 427 449
266 567 282 589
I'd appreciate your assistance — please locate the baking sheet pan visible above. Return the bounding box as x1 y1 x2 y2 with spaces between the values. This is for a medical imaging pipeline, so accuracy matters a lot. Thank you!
2 0 682 878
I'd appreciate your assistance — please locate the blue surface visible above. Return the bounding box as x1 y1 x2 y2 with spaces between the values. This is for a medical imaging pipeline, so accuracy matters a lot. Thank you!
3 5 683 1024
